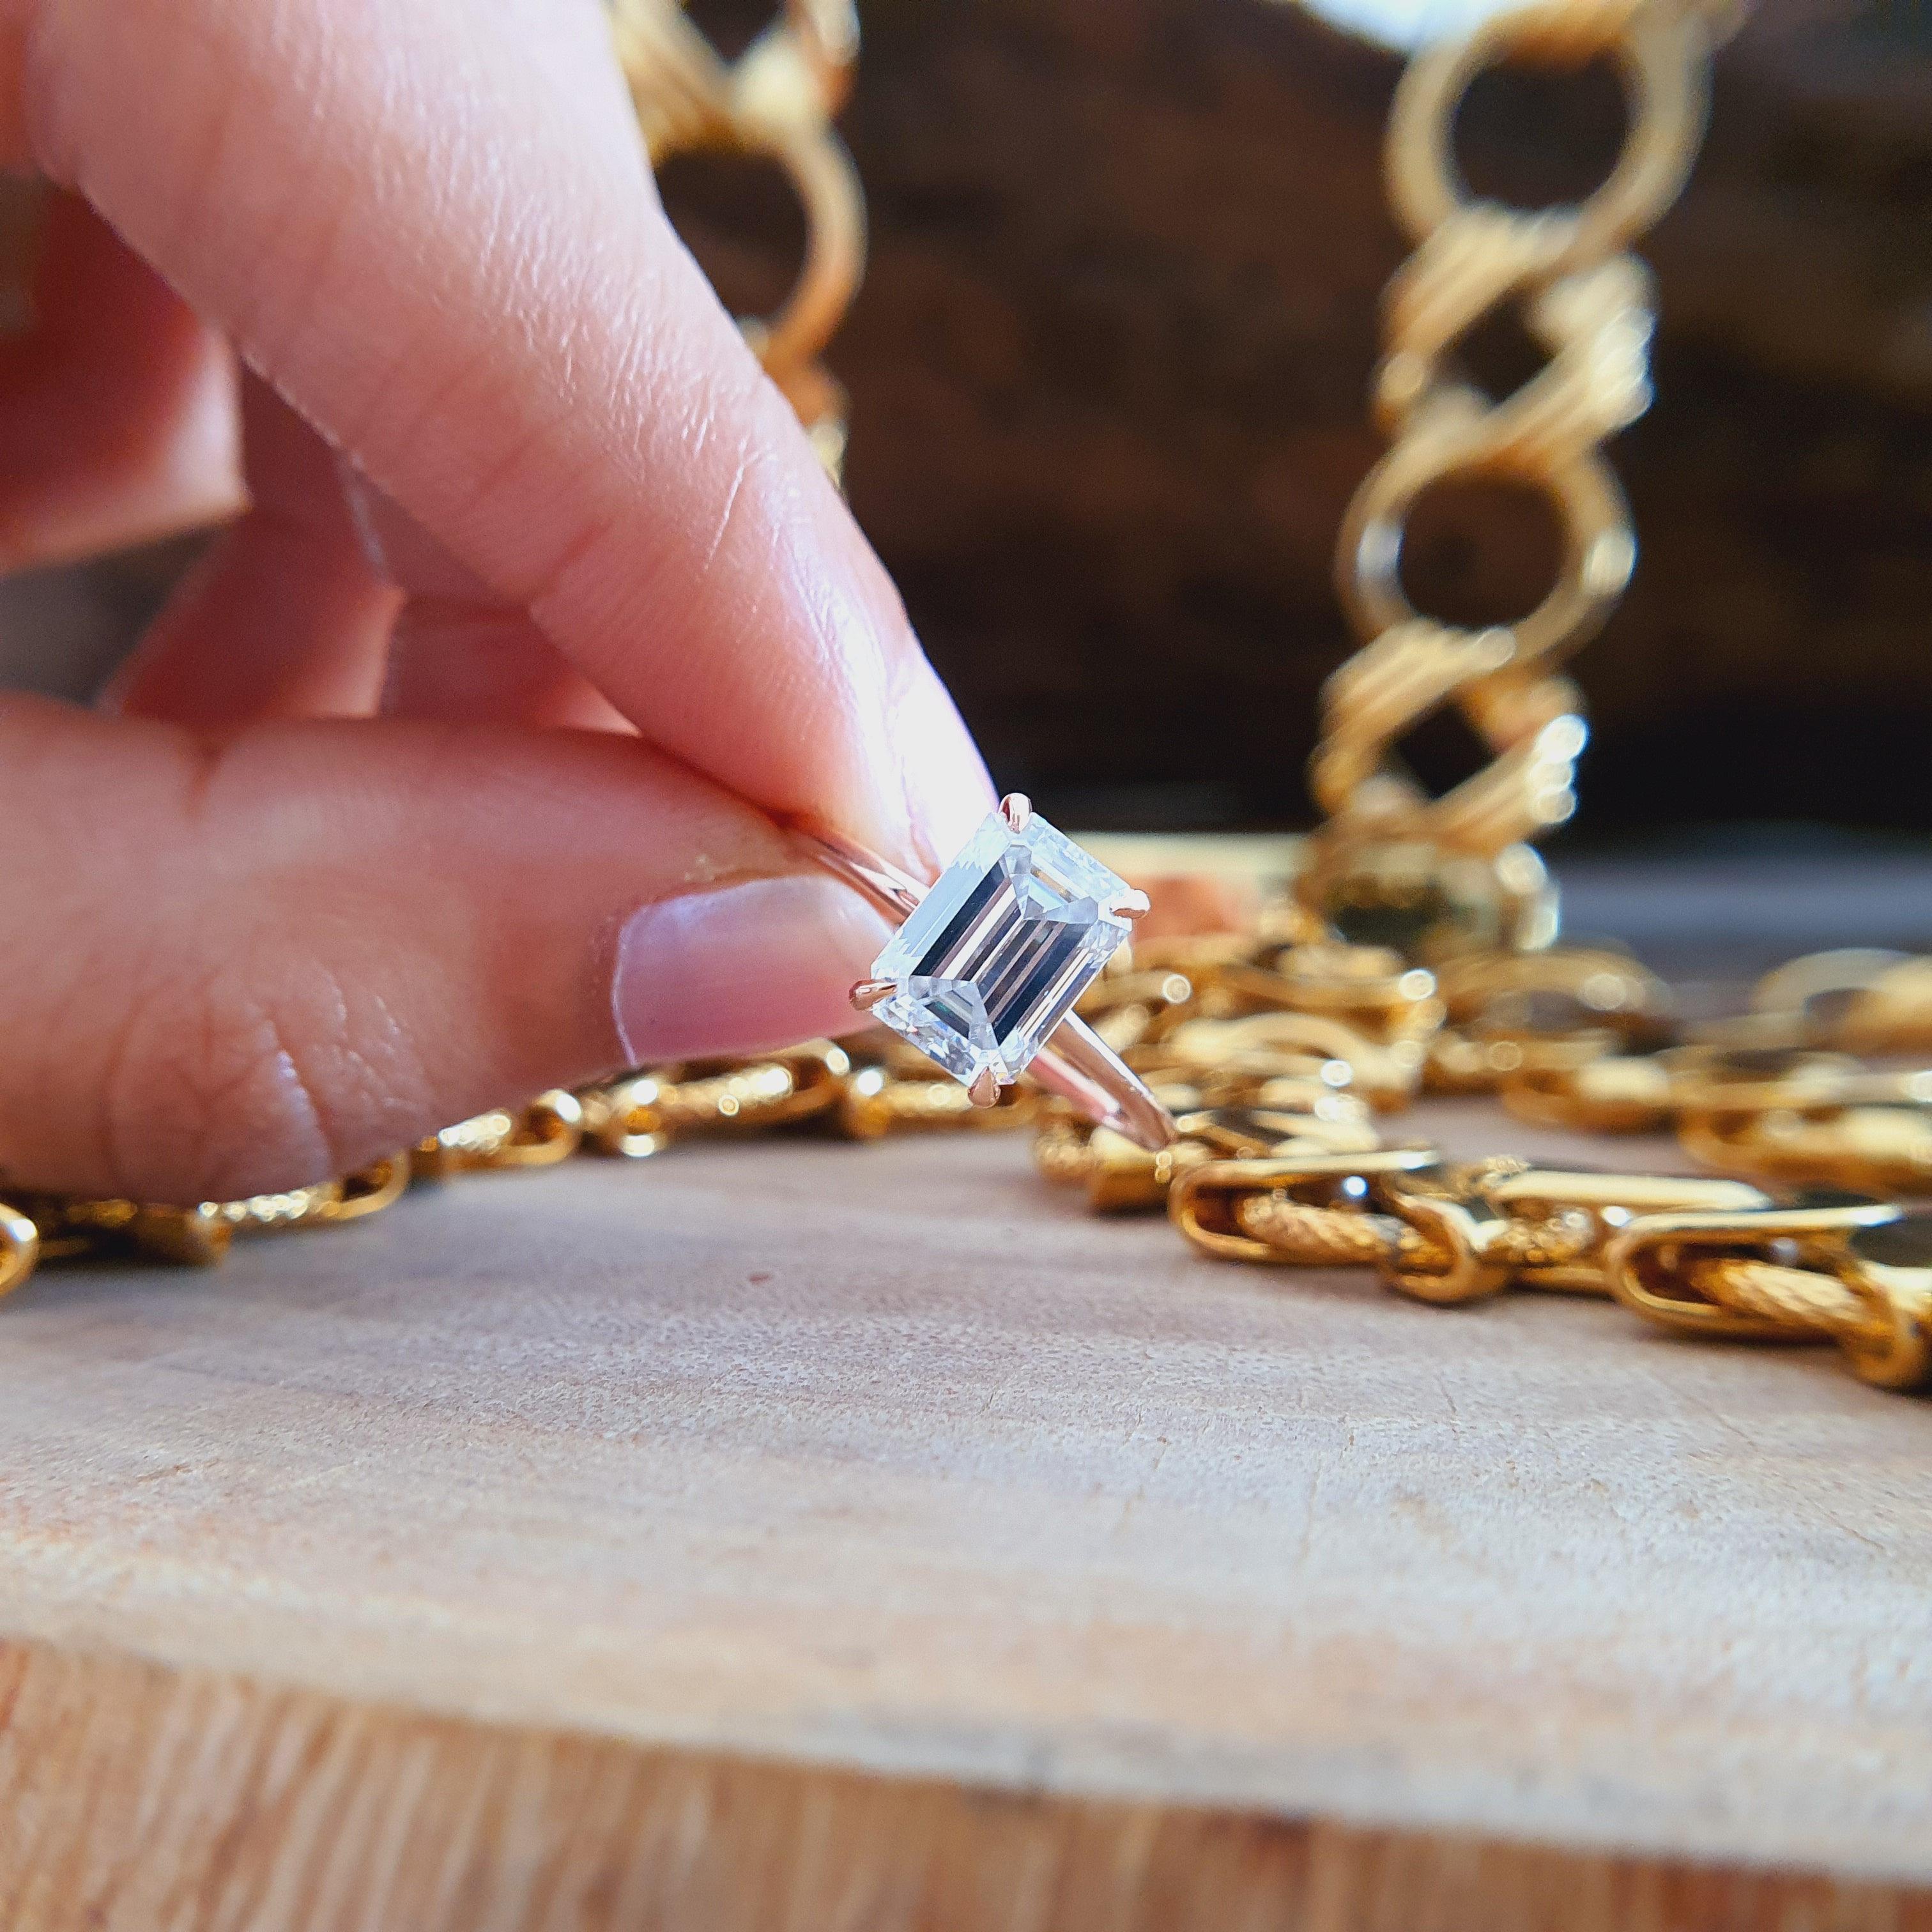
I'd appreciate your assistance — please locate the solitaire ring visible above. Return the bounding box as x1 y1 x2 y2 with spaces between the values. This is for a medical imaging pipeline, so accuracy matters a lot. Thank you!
795 795 1177 1153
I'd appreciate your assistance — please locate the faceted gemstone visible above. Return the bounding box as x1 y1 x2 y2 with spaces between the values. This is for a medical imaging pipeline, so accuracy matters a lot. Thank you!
869 809 1142 1087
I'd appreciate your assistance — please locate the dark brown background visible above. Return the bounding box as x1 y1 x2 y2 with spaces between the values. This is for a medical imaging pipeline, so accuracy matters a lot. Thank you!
8 0 1932 842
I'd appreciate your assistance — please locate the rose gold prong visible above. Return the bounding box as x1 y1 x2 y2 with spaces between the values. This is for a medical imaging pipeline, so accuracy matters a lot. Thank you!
1115 889 1152 922
849 978 894 1013
968 1067 1002 1108
998 792 1032 831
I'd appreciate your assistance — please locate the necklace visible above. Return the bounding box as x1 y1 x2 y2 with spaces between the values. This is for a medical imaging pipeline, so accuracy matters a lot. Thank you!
6 0 1929 1397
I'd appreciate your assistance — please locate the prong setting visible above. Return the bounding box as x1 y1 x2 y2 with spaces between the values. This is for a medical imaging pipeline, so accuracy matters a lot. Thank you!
1114 889 1152 923
968 1067 1003 1108
859 803 1141 1092
849 978 894 1013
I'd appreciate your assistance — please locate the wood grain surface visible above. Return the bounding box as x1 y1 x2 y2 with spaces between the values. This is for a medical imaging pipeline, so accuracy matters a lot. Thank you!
3 1093 1930 1928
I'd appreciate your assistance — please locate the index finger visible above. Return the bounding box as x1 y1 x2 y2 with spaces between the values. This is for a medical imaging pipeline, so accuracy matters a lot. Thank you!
9 0 991 870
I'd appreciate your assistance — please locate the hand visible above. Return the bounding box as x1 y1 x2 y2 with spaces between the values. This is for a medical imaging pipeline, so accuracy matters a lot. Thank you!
0 0 993 1204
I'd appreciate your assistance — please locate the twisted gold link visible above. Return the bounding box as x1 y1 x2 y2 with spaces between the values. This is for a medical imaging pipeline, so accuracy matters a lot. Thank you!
581 1046 850 1157
1684 1257 1873 1340
1303 0 1735 939
1234 1195 1429 1269
1233 1190 1598 1277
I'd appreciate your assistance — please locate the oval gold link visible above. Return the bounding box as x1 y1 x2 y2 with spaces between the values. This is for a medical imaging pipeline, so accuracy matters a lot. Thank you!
1388 1 1713 261
1605 1197 1901 1342
1683 1256 1873 1339
413 1092 586 1179
835 1064 1033 1140
1234 1193 1426 1269
1170 1147 1438 1265
581 1045 852 1157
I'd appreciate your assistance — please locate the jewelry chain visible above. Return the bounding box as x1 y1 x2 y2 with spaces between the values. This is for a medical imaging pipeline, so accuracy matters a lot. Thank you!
1300 0 1742 954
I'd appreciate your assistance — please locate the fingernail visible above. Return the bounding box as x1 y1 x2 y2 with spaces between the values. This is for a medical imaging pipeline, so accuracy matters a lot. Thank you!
611 874 894 1066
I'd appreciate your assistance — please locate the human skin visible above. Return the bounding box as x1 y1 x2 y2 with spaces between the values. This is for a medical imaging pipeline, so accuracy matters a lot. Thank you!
0 0 994 1204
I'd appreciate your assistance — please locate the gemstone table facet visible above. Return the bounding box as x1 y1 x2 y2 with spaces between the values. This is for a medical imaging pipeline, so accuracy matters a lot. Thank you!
868 810 1141 1087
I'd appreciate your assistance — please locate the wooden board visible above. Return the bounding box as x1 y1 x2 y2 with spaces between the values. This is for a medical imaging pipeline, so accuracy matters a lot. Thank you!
3 1096 1931 1928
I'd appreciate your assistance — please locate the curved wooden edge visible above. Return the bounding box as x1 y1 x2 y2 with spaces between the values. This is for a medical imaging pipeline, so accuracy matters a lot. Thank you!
3 1636 1927 1932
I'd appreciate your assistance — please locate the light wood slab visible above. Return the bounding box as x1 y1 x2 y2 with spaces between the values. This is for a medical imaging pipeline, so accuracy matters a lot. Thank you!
3 1109 1929 1928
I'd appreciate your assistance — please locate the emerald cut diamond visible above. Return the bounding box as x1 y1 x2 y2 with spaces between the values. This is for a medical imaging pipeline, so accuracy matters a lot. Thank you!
866 804 1146 1089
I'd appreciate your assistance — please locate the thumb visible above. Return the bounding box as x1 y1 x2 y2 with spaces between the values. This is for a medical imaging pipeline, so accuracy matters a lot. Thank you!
0 697 888 1204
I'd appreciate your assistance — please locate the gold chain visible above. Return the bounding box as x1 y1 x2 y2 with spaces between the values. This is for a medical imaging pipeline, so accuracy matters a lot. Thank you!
608 0 865 476
8 1 1931 1403
1300 0 1742 958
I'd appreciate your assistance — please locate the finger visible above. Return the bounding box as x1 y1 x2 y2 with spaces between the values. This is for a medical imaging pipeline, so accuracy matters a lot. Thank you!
107 376 400 724
382 609 635 732
351 484 633 731
0 188 241 572
0 693 890 1204
16 0 993 870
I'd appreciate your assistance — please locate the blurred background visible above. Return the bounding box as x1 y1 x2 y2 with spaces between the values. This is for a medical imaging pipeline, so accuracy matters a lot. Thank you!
4 0 1929 862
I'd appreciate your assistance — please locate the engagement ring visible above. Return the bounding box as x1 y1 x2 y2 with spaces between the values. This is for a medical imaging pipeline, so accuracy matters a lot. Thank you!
797 796 1177 1152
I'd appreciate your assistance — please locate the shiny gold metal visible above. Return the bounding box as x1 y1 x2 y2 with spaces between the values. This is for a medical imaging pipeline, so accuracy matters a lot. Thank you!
1138 1011 1419 1114
1077 963 1202 1055
1044 1099 1384 1216
1174 1147 1765 1304
1269 944 1445 1043
412 1092 585 1179
1426 1024 1616 1098
9 1153 411 1274
1436 946 1667 1028
579 1045 851 1158
1675 1082 1932 1198
1171 1147 1439 1269
1298 0 1742 954
0 1202 37 1300
1500 1049 1675 1133
1498 1044 1864 1140
610 0 864 471
1682 1213 1932 1390
1604 1195 1916 1371
1747 949 1932 1055
205 1157 413 1230
834 1060 1033 1139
